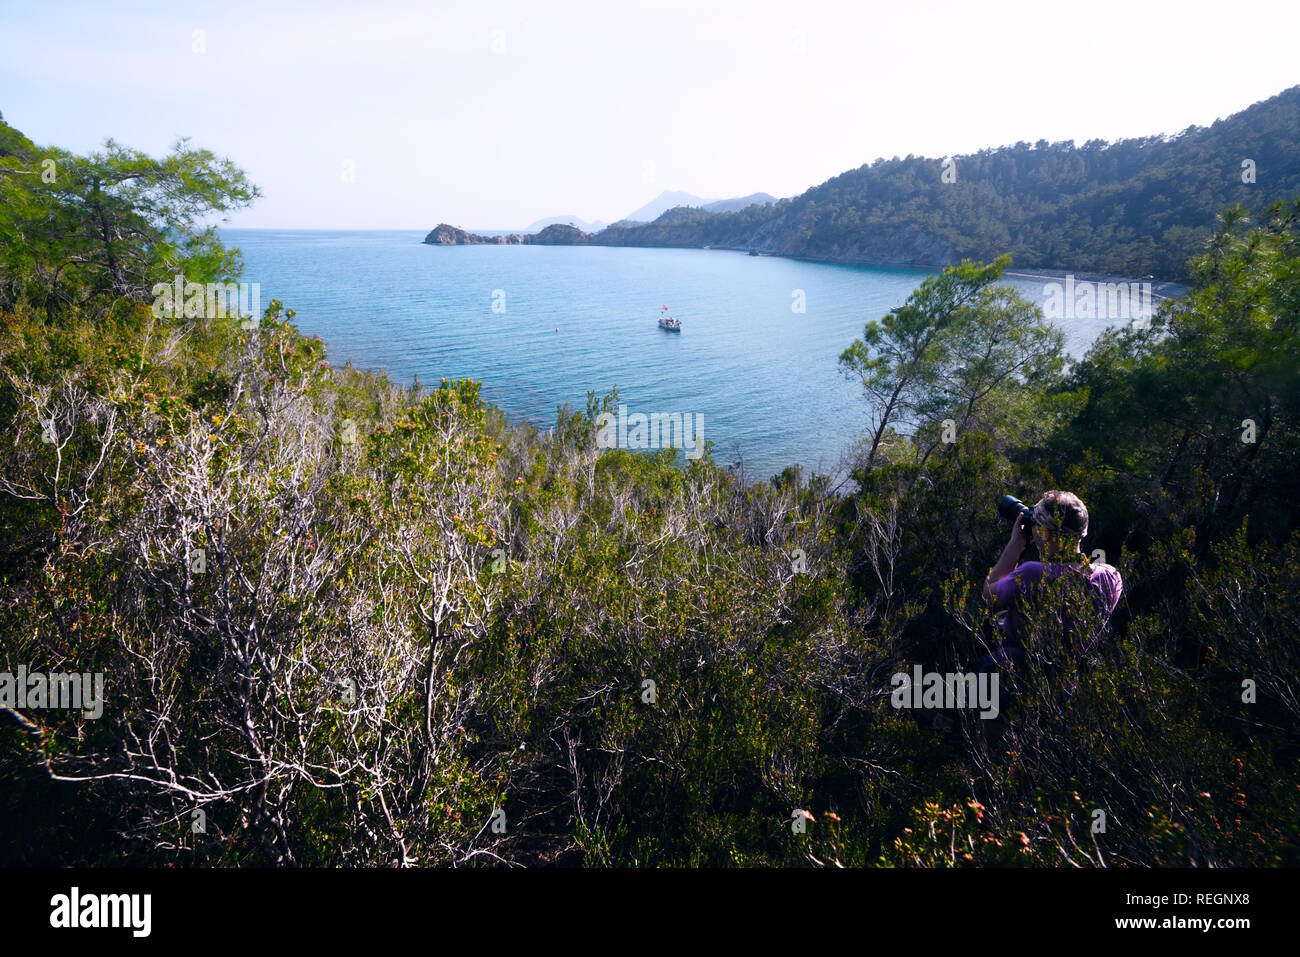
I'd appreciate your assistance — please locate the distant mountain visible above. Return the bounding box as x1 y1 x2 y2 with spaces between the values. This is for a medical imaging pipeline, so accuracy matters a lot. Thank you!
621 190 777 223
622 191 717 223
701 193 776 214
524 215 607 233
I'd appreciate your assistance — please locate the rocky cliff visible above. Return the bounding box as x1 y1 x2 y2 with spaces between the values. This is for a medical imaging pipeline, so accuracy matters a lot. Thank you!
532 223 588 245
422 224 530 245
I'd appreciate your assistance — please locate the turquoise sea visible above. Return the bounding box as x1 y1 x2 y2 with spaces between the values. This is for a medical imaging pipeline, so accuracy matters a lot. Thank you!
222 229 1150 479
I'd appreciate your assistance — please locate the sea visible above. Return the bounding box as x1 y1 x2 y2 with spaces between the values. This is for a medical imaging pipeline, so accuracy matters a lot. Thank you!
221 229 1176 480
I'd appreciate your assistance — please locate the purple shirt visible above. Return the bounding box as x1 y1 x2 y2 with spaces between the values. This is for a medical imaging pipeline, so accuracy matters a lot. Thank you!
993 560 1122 655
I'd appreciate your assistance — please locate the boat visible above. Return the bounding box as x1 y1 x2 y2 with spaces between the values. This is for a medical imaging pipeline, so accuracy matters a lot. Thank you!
658 306 682 332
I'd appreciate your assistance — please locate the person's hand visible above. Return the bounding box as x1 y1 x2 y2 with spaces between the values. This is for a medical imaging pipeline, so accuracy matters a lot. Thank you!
987 520 1029 600
1009 514 1032 552
985 515 1032 606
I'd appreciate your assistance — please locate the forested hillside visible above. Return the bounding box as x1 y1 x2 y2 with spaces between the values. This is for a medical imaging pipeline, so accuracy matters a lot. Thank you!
585 86 1300 279
2 113 1298 867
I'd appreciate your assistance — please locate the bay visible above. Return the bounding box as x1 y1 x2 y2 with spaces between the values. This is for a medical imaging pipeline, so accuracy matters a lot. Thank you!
222 229 1156 479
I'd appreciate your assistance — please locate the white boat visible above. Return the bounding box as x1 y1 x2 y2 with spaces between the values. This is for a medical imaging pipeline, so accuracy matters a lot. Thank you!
658 308 682 332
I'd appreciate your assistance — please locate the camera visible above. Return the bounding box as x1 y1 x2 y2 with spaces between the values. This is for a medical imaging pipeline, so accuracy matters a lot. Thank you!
997 494 1036 527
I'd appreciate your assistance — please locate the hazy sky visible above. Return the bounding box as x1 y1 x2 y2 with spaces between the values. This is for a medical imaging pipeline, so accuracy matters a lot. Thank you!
3 0 1297 229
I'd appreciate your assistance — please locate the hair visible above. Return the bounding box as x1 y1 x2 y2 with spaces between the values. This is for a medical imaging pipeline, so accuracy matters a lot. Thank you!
1032 490 1089 538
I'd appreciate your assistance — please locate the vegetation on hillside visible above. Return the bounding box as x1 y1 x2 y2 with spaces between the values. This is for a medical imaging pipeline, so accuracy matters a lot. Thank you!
590 86 1300 279
2 115 1297 867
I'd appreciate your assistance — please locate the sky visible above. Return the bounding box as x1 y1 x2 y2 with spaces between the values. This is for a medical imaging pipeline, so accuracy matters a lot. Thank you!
2 0 1298 230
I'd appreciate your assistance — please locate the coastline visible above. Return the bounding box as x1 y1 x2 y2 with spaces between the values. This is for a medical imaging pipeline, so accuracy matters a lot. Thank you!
693 243 1191 294
418 229 1193 293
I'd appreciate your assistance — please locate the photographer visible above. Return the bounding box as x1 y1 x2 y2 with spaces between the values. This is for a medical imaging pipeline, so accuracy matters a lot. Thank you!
980 490 1122 673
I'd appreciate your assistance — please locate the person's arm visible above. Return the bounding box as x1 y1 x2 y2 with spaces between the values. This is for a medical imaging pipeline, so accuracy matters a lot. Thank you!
983 515 1032 608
